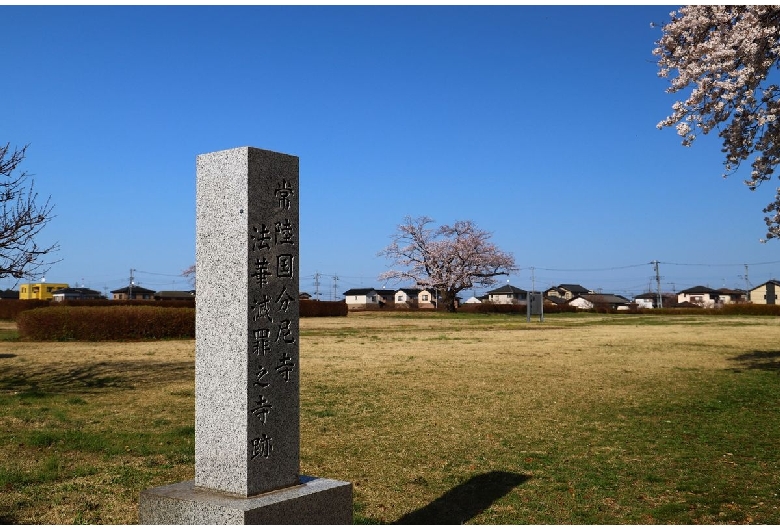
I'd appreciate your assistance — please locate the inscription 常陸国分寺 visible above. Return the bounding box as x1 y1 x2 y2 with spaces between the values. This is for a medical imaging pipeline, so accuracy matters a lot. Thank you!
247 179 298 463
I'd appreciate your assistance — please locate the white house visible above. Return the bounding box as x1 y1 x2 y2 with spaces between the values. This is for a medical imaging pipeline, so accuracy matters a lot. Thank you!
677 286 721 308
716 287 747 304
568 293 631 311
486 285 528 304
395 288 422 307
633 293 657 309
545 284 591 300
418 289 437 308
52 287 104 302
343 288 379 309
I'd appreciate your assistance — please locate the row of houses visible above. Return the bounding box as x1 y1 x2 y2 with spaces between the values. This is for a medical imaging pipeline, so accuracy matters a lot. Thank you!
343 287 441 310
7 282 195 302
343 284 636 311
343 280 780 310
12 278 780 309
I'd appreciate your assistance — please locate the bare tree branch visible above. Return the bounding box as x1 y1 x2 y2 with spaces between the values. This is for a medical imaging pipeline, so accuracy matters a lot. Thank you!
0 143 58 279
182 264 196 288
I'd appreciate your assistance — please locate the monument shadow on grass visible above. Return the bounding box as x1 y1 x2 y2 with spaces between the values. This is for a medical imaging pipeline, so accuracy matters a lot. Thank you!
730 350 780 372
394 471 529 525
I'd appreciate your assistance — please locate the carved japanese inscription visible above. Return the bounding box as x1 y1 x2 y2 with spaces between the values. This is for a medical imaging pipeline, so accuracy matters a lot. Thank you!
242 153 300 495
248 178 298 464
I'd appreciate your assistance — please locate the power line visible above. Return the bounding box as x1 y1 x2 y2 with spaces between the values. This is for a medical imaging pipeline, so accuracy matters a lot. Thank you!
513 259 780 273
660 259 780 268
528 263 649 272
135 269 187 277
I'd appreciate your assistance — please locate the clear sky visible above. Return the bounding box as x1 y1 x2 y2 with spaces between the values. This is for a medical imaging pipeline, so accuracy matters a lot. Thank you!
3 5 779 300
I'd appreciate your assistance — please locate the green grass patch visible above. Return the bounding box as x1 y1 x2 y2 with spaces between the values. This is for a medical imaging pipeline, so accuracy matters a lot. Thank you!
1 314 779 523
0 328 20 341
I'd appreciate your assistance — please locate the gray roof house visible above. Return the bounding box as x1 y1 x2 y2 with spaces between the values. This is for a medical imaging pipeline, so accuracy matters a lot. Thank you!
677 286 721 308
52 287 104 301
111 285 156 301
154 290 196 301
486 285 528 304
546 284 591 300
569 293 631 310
748 280 780 305
395 288 422 306
343 288 379 309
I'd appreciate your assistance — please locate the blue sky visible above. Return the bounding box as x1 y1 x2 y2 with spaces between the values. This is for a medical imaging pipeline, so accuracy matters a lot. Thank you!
3 5 780 299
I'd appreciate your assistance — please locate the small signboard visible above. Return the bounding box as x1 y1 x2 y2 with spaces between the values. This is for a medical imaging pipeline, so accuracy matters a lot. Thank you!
527 291 544 323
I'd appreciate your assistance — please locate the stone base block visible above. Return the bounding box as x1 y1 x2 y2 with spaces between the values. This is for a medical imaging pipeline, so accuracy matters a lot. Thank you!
139 476 352 525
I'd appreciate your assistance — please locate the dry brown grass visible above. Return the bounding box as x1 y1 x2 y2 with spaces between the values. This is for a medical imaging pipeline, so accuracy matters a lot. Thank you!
2 312 779 523
298 313 780 523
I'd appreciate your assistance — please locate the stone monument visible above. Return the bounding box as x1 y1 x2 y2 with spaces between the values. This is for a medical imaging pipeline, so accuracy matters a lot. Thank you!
139 147 352 524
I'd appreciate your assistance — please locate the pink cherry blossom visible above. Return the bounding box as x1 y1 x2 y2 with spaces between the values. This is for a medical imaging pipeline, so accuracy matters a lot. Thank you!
655 6 780 238
378 216 515 312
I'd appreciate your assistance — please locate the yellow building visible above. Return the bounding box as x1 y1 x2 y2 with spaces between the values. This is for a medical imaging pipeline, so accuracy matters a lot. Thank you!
19 282 70 300
748 280 780 305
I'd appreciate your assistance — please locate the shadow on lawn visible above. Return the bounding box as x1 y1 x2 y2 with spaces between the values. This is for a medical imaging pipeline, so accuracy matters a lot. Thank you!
394 471 529 524
0 360 193 394
729 350 780 372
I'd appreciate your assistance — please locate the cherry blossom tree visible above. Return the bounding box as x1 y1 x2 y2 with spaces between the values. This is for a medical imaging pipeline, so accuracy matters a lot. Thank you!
182 264 195 288
0 143 58 279
654 6 780 238
378 216 515 312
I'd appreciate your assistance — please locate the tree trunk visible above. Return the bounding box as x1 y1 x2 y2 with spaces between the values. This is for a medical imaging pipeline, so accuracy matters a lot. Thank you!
442 290 458 312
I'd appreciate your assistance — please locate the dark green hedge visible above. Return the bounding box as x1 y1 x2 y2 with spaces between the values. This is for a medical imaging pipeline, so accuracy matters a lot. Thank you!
17 306 195 341
300 300 348 317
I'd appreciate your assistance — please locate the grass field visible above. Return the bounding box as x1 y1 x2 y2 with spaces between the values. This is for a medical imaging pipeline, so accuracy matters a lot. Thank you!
1 312 779 524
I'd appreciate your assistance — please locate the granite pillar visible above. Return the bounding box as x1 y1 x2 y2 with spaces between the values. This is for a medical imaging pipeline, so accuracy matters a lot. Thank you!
139 147 352 524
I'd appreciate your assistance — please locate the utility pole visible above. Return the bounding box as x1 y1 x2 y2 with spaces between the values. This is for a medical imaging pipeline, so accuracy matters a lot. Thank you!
744 264 751 302
129 268 135 300
314 272 321 301
652 261 663 308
